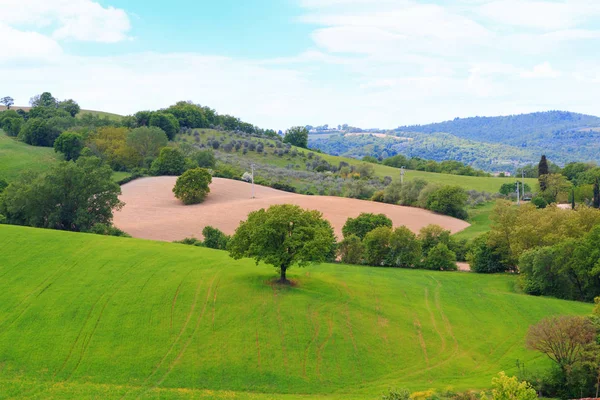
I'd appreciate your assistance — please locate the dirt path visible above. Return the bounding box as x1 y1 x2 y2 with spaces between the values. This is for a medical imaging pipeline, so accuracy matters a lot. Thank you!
114 177 470 241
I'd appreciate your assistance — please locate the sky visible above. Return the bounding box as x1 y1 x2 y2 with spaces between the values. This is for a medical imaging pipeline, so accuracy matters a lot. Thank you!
1 0 600 130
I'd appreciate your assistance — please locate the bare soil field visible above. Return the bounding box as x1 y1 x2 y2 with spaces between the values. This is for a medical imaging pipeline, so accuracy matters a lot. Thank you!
114 177 470 241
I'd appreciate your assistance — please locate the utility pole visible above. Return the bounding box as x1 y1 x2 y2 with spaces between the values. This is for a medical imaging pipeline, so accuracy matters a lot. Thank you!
251 163 256 199
400 166 405 184
516 179 520 206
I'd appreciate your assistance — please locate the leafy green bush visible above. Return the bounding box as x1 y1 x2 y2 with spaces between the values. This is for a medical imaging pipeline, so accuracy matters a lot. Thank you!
468 233 512 273
150 147 186 176
342 213 393 240
173 168 212 205
54 132 84 161
381 387 411 400
426 185 468 220
386 226 422 268
87 223 131 237
337 234 364 265
531 196 547 209
18 118 60 147
202 226 230 250
424 243 457 271
363 227 392 266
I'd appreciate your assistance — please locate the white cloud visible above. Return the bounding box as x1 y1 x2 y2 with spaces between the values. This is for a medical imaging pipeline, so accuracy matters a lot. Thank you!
520 62 561 79
477 0 600 30
0 23 63 63
0 0 131 42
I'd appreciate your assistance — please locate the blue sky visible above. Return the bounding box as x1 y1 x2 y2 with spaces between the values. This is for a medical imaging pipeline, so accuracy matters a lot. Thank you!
2 0 600 129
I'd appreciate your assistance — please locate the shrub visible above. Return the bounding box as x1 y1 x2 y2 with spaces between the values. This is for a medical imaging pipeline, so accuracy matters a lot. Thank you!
191 149 216 168
342 213 393 240
0 179 8 193
418 224 451 254
271 182 296 193
18 118 59 147
150 147 186 176
54 132 84 161
363 227 392 266
1 116 23 136
381 388 411 400
149 112 179 140
173 168 212 205
202 226 230 250
481 372 537 400
424 243 457 271
337 235 364 265
386 226 422 268
426 186 468 220
531 196 547 209
87 223 131 237
175 237 203 246
468 233 512 273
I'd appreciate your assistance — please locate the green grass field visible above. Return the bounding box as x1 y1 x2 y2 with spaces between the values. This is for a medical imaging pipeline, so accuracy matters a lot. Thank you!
0 225 591 399
178 130 538 193
0 131 58 181
453 202 495 241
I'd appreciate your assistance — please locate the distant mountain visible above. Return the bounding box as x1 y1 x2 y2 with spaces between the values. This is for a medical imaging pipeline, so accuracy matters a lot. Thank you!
396 111 600 146
308 111 600 172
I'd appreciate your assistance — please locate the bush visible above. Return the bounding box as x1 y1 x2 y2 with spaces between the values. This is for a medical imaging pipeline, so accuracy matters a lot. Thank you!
18 118 59 147
150 147 186 176
174 237 203 246
271 182 296 193
191 149 216 168
0 179 8 193
531 196 547 209
418 224 451 254
424 243 457 271
381 387 411 400
202 226 230 250
426 186 468 220
54 132 84 161
481 372 537 400
363 227 392 266
1 116 23 136
87 223 131 237
149 112 180 140
173 168 212 205
468 233 512 273
337 234 365 265
386 226 422 268
342 213 393 240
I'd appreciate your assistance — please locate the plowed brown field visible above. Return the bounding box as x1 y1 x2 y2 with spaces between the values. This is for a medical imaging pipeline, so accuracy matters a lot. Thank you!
114 177 470 241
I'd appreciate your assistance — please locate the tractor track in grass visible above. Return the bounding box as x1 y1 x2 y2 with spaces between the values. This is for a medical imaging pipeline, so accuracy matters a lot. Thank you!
152 274 221 389
424 287 446 353
0 258 86 330
302 307 321 378
316 316 334 379
170 269 194 330
65 260 143 381
340 281 363 382
429 276 459 354
120 273 208 400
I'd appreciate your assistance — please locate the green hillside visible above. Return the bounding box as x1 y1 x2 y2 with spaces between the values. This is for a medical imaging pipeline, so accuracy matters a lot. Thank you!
179 129 537 193
0 225 591 399
0 131 58 181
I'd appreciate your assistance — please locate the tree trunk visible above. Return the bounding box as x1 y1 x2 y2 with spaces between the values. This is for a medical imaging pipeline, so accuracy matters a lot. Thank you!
279 265 288 284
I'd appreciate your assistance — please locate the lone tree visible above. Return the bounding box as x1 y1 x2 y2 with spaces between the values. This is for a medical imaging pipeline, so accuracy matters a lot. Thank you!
594 178 600 209
228 204 336 283
172 168 212 205
283 126 309 148
526 316 597 374
538 155 549 191
1 96 14 109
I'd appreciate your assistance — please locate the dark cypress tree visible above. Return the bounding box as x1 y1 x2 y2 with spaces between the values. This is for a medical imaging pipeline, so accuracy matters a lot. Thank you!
538 155 549 191
594 178 600 209
571 188 576 210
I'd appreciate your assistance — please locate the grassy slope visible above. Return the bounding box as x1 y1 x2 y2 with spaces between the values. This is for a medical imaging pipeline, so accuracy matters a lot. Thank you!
0 225 591 399
179 130 538 193
453 202 495 241
0 131 58 181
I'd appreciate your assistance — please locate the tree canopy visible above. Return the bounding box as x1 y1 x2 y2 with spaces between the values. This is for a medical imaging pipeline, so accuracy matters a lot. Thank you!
283 126 309 148
0 156 123 232
172 168 212 205
228 204 336 283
